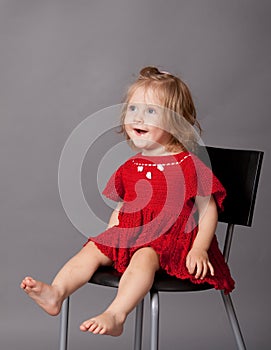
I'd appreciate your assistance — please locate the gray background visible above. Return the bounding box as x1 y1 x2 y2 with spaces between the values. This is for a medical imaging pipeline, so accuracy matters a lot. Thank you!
1 0 270 349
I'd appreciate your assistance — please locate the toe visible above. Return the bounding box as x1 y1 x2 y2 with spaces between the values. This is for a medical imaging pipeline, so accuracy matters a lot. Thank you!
24 277 35 288
88 322 98 333
80 322 89 331
79 324 87 332
99 327 107 335
92 324 102 334
80 319 94 331
25 276 33 282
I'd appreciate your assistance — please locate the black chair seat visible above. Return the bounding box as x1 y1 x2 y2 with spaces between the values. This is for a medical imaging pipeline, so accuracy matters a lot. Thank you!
89 266 213 292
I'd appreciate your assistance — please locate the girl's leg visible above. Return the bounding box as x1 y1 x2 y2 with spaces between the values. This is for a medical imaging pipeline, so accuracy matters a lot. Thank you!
20 242 112 316
80 247 160 336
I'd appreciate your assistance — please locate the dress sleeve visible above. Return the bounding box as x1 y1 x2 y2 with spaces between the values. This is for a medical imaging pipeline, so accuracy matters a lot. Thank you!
102 164 125 202
184 154 226 211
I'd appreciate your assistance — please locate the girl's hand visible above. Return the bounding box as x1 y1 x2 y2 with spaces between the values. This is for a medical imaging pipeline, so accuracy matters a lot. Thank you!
186 247 215 279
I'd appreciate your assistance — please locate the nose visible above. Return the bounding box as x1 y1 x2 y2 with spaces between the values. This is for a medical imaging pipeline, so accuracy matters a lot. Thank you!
133 108 144 124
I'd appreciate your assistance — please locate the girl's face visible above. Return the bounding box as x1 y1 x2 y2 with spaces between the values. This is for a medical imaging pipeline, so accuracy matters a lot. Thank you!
124 87 171 155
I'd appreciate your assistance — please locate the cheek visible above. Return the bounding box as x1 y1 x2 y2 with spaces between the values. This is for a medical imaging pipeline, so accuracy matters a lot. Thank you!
145 113 164 128
124 125 132 136
148 119 166 133
148 126 163 137
124 113 133 125
151 127 171 141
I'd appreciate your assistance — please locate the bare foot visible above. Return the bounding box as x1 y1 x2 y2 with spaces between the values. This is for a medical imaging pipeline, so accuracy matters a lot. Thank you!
79 311 125 336
20 276 62 316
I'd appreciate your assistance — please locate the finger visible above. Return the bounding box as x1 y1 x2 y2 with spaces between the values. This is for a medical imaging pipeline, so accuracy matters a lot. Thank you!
195 262 203 279
201 262 208 279
185 255 191 268
186 255 193 274
187 260 196 275
208 261 215 276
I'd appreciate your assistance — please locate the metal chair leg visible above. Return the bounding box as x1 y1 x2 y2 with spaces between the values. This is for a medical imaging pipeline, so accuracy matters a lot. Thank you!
150 290 159 350
221 292 246 350
133 299 144 350
59 297 70 350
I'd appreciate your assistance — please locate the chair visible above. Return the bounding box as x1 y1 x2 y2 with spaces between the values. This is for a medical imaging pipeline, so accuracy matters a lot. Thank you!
59 146 264 350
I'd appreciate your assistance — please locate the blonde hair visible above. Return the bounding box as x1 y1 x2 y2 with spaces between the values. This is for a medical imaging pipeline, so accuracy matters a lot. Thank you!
120 66 202 152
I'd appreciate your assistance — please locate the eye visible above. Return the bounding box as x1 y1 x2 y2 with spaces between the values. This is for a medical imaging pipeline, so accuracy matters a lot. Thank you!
128 104 137 112
147 107 156 115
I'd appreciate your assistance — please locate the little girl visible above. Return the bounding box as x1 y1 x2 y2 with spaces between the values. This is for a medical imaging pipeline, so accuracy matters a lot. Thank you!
21 66 234 337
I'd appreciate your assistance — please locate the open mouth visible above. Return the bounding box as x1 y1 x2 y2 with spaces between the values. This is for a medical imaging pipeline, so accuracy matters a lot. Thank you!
134 128 148 136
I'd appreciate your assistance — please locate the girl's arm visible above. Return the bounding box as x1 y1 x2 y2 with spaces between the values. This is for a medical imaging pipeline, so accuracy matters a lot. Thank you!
107 202 123 229
186 195 218 279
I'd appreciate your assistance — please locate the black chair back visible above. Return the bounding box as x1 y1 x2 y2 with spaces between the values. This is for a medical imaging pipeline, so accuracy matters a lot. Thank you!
198 146 264 227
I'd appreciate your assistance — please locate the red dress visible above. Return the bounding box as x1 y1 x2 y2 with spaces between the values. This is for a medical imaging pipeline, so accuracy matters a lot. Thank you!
85 151 235 294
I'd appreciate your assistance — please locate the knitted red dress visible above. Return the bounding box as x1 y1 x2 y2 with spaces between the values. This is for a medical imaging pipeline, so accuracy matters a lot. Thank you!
85 151 235 294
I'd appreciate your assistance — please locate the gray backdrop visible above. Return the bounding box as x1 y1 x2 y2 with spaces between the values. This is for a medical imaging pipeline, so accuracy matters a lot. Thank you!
1 0 270 349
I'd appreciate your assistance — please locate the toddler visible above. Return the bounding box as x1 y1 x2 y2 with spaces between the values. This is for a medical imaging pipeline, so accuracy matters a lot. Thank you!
21 66 234 336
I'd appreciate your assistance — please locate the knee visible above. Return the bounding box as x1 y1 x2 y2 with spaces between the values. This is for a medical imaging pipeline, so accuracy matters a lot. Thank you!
131 247 160 271
81 241 112 266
